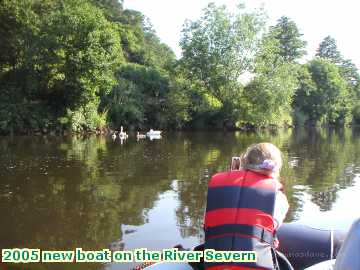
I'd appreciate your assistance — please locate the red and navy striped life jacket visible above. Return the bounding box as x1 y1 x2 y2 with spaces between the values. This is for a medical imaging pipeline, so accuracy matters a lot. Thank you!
204 170 278 270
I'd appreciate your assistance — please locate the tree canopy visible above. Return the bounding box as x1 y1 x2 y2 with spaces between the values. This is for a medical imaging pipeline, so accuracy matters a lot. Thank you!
268 16 307 62
293 59 349 125
179 3 266 100
316 36 342 64
0 0 360 134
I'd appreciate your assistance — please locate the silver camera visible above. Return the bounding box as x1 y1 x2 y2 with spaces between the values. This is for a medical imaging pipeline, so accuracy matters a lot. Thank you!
230 156 241 171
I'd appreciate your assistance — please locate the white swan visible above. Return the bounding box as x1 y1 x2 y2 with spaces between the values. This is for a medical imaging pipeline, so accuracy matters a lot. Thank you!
136 132 146 139
146 129 162 136
118 126 128 139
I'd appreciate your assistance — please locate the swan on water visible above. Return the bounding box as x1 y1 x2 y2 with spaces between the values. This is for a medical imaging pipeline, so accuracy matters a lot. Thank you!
119 126 128 139
146 129 162 136
137 132 146 139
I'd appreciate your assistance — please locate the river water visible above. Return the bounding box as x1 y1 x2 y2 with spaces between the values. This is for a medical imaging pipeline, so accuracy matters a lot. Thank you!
1 128 360 270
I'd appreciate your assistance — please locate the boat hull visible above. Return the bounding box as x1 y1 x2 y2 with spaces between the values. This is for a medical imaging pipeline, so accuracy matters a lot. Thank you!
277 223 345 269
107 223 347 270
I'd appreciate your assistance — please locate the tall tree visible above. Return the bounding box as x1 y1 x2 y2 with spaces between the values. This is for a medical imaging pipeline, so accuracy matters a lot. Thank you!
179 3 266 100
0 0 124 134
316 36 342 64
33 0 123 110
293 59 349 125
340 59 360 88
241 35 298 126
316 35 360 121
269 16 307 62
316 36 359 86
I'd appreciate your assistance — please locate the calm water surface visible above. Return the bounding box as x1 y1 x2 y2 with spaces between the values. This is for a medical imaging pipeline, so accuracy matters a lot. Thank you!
1 128 360 270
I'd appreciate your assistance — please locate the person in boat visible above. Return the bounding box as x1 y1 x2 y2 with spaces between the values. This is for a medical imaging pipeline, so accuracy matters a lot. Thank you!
204 143 289 270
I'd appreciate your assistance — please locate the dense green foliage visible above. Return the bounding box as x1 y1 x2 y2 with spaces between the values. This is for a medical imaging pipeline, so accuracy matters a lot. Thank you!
316 36 343 65
180 3 266 98
178 3 267 128
0 0 122 134
0 1 359 134
316 36 360 87
293 59 349 125
241 35 298 126
314 36 360 125
268 16 307 62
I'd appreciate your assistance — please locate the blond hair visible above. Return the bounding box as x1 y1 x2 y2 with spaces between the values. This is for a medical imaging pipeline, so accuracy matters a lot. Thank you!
240 143 282 176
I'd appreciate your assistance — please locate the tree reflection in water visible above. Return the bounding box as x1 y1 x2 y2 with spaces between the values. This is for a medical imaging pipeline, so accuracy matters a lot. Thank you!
1 128 360 270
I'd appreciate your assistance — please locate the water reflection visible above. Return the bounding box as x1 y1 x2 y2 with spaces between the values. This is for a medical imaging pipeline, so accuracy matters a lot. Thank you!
1 128 360 270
